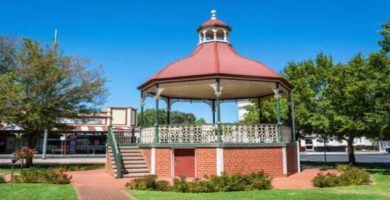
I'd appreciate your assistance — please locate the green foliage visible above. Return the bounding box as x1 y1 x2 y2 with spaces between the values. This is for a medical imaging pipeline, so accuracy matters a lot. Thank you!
139 109 199 127
196 118 206 125
126 175 171 191
0 175 5 183
127 172 271 193
0 36 18 74
172 176 190 192
312 165 370 187
0 38 107 155
378 22 390 53
13 169 72 184
312 173 340 187
240 98 288 125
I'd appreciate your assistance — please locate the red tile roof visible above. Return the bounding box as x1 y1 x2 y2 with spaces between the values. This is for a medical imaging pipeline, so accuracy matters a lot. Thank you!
139 42 287 90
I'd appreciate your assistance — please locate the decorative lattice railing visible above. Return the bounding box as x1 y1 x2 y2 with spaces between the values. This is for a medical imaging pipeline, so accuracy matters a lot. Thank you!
159 125 217 143
140 124 292 144
141 127 155 144
221 124 278 143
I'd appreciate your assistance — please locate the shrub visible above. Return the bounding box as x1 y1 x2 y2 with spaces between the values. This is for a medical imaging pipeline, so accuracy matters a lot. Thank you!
0 176 5 183
13 169 71 184
312 165 370 188
14 147 36 167
127 172 272 193
312 173 340 187
173 176 189 192
337 165 370 186
126 175 170 191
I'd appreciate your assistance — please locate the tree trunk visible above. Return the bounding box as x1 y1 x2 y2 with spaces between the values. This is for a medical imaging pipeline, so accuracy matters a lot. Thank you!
347 136 356 165
25 132 39 168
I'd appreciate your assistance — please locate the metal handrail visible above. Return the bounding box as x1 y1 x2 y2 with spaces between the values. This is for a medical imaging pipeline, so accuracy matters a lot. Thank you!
108 126 123 178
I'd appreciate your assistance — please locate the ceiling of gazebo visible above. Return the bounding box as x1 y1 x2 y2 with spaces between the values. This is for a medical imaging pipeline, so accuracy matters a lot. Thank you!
143 79 289 100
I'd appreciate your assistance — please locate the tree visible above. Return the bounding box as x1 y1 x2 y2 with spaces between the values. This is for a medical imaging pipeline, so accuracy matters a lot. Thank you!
195 118 206 125
139 109 198 127
378 22 390 54
239 98 288 125
0 36 18 74
0 38 107 166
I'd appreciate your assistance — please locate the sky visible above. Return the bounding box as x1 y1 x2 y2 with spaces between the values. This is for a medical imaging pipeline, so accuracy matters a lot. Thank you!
1 0 389 123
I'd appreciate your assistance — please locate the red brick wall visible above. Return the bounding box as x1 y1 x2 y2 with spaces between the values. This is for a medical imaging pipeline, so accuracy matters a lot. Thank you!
195 148 217 178
224 147 284 177
155 148 171 177
286 144 298 175
140 148 151 170
105 147 114 176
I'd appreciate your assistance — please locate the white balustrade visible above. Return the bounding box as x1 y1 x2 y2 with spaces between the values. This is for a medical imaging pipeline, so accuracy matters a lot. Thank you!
140 124 290 144
141 127 155 144
221 124 278 143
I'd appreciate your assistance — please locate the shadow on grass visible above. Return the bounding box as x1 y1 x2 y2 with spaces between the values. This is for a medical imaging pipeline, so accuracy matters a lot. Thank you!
301 161 390 171
0 163 104 172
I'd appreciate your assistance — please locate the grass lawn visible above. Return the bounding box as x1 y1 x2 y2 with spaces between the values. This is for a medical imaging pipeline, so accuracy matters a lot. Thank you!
129 172 390 200
0 183 77 200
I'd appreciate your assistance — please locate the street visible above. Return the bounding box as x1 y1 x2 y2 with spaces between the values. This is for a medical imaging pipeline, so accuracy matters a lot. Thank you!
300 152 390 163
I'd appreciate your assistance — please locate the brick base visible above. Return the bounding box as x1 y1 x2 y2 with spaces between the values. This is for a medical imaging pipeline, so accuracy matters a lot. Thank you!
105 147 114 176
224 147 284 177
140 145 298 178
155 148 172 177
195 148 217 178
140 148 151 171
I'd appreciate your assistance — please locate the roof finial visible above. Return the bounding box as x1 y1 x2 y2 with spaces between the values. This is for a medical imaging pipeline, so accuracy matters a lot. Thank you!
211 9 217 20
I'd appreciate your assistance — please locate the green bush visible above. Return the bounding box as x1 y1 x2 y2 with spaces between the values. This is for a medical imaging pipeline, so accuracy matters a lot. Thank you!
312 173 340 187
312 165 370 188
0 176 5 183
13 169 71 184
127 172 272 193
126 175 171 191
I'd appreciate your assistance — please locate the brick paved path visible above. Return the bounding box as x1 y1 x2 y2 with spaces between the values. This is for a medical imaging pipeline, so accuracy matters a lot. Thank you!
65 168 337 200
272 168 338 189
68 170 133 200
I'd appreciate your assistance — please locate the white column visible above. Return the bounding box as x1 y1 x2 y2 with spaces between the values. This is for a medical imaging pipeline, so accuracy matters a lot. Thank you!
213 29 217 40
151 147 156 175
203 31 206 42
216 148 224 175
41 129 48 159
223 30 227 41
282 146 287 175
297 141 301 172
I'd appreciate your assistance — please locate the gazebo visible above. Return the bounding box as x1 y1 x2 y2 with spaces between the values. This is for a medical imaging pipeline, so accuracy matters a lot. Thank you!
130 10 298 178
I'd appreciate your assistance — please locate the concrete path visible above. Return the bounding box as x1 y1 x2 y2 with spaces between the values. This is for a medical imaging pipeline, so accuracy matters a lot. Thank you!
68 170 134 200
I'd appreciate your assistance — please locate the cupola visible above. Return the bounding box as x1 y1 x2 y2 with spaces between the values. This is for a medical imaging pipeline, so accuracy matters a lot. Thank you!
197 10 231 44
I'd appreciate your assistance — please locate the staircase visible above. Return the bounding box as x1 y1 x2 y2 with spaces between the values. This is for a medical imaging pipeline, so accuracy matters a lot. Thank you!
108 146 150 178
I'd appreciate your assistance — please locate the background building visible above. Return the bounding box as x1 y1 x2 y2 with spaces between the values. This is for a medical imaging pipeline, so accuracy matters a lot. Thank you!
0 106 137 155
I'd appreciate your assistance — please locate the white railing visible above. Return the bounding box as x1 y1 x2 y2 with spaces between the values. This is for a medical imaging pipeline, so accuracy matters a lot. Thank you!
140 124 293 144
141 127 155 144
159 125 216 143
221 124 278 143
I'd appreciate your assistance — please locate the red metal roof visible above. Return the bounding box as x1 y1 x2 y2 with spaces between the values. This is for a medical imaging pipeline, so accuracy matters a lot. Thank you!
139 42 287 89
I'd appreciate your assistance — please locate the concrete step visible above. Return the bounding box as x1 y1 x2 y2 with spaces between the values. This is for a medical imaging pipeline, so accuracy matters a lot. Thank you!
123 173 150 178
113 164 148 169
111 156 144 161
109 151 143 156
122 160 147 165
114 168 149 174
109 149 142 153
